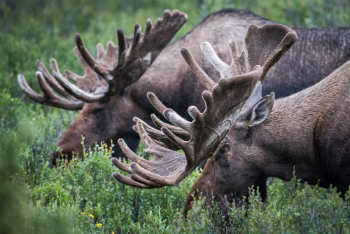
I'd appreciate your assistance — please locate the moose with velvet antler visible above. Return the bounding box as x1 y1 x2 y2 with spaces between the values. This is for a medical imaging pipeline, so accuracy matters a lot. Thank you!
18 9 350 167
112 23 350 214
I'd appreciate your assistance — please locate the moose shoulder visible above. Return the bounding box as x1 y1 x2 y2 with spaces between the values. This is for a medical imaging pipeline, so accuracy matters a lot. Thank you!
18 9 350 162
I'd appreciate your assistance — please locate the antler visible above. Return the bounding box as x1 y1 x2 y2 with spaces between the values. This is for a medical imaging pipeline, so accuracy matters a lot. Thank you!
71 9 188 100
17 60 85 110
18 9 187 108
64 47 103 92
17 53 112 109
111 24 298 188
17 35 116 108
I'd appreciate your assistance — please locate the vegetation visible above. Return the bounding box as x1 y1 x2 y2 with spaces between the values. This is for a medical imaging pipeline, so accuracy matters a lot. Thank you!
1 0 350 233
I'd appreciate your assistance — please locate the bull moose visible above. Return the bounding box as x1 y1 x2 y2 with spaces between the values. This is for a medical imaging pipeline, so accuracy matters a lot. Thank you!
112 24 350 214
17 9 350 162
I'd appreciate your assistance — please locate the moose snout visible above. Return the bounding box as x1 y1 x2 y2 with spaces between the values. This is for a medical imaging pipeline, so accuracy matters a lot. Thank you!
52 148 82 165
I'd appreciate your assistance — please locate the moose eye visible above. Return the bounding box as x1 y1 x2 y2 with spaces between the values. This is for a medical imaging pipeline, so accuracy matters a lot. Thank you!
217 155 230 168
92 108 104 114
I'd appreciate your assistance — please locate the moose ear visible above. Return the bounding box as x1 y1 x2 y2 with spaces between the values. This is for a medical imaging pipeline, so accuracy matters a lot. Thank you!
241 81 262 111
238 92 275 127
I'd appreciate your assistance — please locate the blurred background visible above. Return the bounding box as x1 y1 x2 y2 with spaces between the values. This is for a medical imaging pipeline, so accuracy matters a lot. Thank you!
0 0 350 233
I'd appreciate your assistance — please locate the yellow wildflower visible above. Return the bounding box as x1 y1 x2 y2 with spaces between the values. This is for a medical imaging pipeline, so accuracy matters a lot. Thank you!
80 212 85 215
97 223 102 228
112 232 115 234
90 214 94 218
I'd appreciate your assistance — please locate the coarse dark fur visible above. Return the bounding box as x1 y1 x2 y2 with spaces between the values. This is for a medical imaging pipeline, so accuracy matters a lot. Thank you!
54 9 350 162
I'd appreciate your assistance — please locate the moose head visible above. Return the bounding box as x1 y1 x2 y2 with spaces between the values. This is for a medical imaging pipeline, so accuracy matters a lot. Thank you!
17 10 188 162
112 24 298 213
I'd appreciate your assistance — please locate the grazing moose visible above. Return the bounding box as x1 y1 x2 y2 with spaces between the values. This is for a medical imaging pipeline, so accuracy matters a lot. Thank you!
18 9 350 162
111 23 297 211
112 23 350 214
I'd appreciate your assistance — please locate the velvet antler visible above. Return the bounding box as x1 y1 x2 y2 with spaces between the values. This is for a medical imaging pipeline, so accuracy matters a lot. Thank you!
74 9 188 99
17 60 86 110
18 10 187 108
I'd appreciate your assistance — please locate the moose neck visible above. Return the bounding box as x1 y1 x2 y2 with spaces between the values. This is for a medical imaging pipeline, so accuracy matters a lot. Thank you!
251 60 350 186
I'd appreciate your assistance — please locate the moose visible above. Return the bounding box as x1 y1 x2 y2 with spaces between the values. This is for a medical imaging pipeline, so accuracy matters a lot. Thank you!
111 24 350 214
18 9 350 162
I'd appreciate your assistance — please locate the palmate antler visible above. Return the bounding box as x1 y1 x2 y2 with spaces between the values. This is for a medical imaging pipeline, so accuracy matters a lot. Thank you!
17 60 85 110
18 10 188 108
69 9 188 100
111 24 298 188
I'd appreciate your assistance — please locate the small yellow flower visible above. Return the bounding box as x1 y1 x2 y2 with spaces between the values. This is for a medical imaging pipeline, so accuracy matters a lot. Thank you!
80 212 85 215
112 232 115 234
90 214 94 218
97 223 102 228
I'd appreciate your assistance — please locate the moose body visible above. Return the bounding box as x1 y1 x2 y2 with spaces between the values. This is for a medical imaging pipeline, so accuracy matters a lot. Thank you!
111 23 350 215
19 9 350 161
186 59 350 212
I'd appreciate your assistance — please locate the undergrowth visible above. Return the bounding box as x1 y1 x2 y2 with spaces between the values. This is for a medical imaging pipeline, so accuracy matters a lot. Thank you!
1 0 350 233
1 92 350 233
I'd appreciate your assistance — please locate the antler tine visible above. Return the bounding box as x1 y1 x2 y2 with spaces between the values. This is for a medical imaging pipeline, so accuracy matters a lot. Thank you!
132 117 181 151
96 43 105 60
36 60 77 100
64 47 89 82
116 29 127 65
112 24 297 188
17 72 84 110
180 48 216 92
130 174 162 187
200 42 232 79
64 47 102 92
51 58 108 103
144 18 152 36
131 24 142 51
150 114 191 139
75 34 113 82
112 172 156 189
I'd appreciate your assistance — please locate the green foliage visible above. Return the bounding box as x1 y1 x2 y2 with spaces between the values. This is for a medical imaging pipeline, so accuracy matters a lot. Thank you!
2 108 350 233
1 0 350 233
